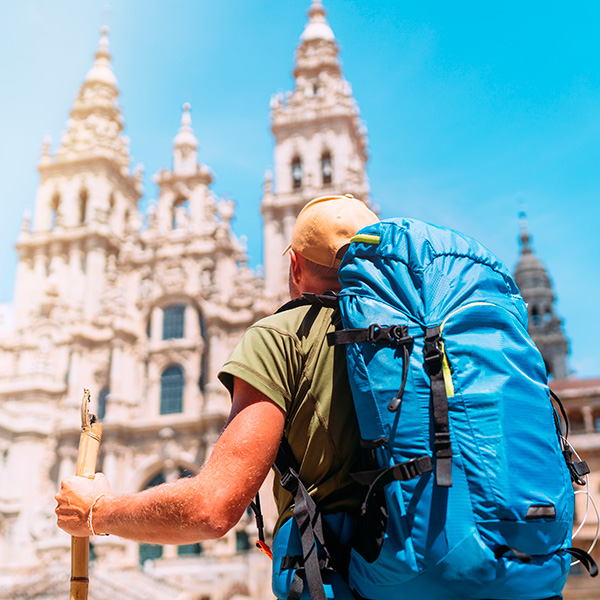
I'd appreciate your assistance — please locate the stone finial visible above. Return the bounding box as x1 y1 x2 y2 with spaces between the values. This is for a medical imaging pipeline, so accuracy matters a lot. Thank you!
21 208 32 232
263 168 273 194
39 135 53 166
216 198 235 224
174 102 198 150
134 162 144 192
182 102 191 126
173 103 199 175
97 25 110 58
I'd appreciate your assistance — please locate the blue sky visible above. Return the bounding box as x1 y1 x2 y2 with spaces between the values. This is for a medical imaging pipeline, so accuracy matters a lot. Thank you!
1 1 599 377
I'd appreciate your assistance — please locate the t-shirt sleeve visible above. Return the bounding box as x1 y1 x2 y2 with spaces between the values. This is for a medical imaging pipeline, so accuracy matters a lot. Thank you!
217 321 305 414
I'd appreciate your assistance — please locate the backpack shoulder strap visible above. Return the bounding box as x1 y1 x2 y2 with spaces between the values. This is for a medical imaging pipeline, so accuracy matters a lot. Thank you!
274 438 330 600
275 292 339 315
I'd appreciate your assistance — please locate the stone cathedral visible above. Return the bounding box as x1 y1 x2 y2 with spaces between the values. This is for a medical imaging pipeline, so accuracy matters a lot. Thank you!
0 2 598 600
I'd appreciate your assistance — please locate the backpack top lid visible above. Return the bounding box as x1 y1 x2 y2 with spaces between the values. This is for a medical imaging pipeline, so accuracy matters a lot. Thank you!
338 218 527 327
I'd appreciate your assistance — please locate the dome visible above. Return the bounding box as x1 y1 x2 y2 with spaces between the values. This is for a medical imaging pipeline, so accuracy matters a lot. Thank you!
300 1 335 42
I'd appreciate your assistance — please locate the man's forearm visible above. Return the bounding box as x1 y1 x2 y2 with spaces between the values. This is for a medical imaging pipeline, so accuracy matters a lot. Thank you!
56 378 285 545
92 476 229 544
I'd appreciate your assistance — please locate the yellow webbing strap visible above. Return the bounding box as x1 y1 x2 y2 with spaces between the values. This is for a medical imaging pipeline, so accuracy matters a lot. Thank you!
350 234 380 245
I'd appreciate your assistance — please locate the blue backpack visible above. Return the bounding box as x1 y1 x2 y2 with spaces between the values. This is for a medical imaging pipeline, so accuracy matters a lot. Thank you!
254 217 596 600
329 218 594 600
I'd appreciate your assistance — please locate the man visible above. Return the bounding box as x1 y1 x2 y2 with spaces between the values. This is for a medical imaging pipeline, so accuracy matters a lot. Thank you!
56 194 379 598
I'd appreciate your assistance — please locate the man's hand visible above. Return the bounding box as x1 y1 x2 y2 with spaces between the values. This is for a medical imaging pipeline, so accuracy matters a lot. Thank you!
55 473 112 537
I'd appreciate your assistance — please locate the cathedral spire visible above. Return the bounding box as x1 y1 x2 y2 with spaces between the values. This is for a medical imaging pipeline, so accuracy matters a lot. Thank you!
261 0 370 302
38 134 52 167
173 102 199 175
55 26 131 174
514 211 569 379
518 210 532 253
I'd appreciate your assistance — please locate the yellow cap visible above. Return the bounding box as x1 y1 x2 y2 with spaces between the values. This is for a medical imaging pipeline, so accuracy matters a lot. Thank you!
282 194 379 268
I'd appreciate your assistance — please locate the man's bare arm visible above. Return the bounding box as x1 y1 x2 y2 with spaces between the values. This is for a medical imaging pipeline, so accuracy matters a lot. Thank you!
55 378 285 544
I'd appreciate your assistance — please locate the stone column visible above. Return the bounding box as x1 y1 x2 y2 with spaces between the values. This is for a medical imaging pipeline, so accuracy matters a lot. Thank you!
151 306 162 344
84 239 107 320
582 406 594 434
66 349 82 411
68 241 85 312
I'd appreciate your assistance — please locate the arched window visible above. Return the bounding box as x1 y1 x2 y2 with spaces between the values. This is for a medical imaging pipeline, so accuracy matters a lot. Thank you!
160 364 184 414
163 304 186 339
79 189 89 225
531 306 540 325
172 197 189 230
321 151 333 185
50 193 60 229
291 156 302 190
97 386 109 421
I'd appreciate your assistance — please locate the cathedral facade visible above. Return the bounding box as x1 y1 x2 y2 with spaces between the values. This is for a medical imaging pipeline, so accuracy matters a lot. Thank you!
0 1 597 599
0 2 370 599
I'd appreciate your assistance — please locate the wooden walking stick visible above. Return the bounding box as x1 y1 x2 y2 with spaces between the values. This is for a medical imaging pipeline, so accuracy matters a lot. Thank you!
70 389 103 600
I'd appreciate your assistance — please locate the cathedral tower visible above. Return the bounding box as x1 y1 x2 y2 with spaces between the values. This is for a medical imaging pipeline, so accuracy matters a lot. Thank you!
514 213 569 379
261 0 370 300
14 27 142 328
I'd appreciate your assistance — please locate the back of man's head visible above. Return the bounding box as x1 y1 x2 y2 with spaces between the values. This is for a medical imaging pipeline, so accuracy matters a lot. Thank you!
283 194 379 270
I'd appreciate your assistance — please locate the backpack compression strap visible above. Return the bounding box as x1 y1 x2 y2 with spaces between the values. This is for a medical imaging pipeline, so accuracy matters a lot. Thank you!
351 454 433 516
327 324 414 412
424 327 453 487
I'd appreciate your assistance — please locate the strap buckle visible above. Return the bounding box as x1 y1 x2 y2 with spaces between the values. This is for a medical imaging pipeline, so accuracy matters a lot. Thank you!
367 324 410 344
424 333 442 365
393 456 433 480
279 468 300 494
434 432 452 456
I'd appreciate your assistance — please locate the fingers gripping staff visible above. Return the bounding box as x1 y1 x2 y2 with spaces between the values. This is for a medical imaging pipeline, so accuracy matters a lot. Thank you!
70 389 103 600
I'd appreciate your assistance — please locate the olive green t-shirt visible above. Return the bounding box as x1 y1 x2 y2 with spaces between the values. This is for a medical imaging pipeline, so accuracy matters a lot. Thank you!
218 302 361 530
